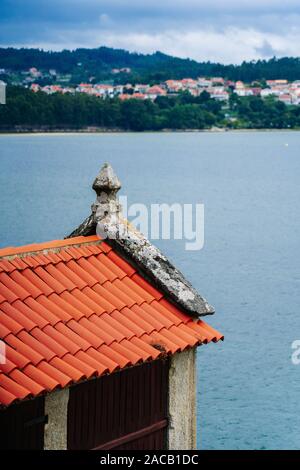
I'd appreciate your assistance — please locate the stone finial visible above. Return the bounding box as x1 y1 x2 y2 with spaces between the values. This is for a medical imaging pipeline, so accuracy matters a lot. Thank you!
91 163 122 225
92 162 121 195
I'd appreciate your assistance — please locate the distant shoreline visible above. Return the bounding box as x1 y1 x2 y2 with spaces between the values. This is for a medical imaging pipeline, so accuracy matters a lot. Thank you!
1 127 300 135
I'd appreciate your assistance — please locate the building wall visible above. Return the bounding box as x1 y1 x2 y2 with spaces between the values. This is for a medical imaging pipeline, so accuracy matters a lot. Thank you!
168 348 197 450
44 389 69 450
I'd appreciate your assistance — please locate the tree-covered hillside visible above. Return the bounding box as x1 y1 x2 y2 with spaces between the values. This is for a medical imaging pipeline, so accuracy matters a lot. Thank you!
1 47 300 83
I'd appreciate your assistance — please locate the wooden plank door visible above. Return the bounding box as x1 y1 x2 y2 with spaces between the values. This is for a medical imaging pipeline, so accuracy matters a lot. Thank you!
0 396 45 449
67 359 169 450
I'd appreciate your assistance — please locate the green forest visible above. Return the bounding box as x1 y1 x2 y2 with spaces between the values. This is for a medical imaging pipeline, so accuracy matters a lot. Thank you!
1 86 300 131
1 47 300 83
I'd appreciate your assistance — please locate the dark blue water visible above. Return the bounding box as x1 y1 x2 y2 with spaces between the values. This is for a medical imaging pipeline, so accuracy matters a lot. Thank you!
1 132 300 449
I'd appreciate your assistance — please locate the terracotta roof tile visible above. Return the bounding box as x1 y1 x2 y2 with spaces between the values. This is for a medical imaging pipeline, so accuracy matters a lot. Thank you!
23 297 58 327
41 325 77 356
17 330 56 362
0 303 33 333
0 322 11 339
30 327 69 358
66 259 98 287
0 374 31 401
110 310 144 339
92 283 126 311
22 256 43 269
22 268 54 296
97 241 112 254
85 348 119 373
106 251 136 277
70 288 105 316
0 281 19 304
120 338 152 362
32 254 51 266
61 260 90 288
0 312 24 336
0 259 16 273
138 302 174 330
155 298 188 324
130 336 161 360
9 270 43 298
77 257 108 284
5 344 31 369
131 305 164 333
186 320 223 342
34 267 66 294
94 312 131 341
44 263 77 291
104 280 136 307
121 276 155 303
82 286 115 314
150 299 184 324
49 356 85 382
58 291 93 319
75 350 109 376
131 273 163 300
9 369 44 396
68 319 104 349
42 252 62 264
159 327 191 351
0 235 223 407
65 247 84 260
9 258 28 270
169 324 198 347
114 278 146 305
37 294 73 323
52 323 90 353
99 344 131 369
0 358 18 375
96 253 127 279
79 316 115 346
38 361 72 388
113 340 143 365
85 244 103 256
62 353 97 379
122 306 156 334
0 272 32 301
145 331 180 354
23 364 60 391
0 386 17 406
178 322 208 343
87 254 118 281
56 250 73 262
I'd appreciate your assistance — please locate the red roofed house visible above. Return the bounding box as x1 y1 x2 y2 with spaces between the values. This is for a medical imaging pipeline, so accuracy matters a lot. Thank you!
145 86 167 100
0 163 223 450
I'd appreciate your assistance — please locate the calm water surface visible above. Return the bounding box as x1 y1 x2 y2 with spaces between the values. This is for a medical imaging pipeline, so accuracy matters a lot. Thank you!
0 131 299 449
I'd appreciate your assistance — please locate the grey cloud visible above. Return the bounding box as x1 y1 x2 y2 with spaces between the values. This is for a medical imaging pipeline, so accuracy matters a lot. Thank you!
255 40 278 58
1 0 300 62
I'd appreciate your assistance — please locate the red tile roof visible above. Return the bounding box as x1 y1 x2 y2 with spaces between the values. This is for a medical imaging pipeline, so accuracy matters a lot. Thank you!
0 235 223 407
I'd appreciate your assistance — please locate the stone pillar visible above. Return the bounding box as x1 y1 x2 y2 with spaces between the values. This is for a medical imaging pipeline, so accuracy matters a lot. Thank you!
44 389 69 450
168 348 197 450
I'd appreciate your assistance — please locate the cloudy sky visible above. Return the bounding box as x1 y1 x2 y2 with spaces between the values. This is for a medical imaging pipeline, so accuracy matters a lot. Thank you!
1 0 300 63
